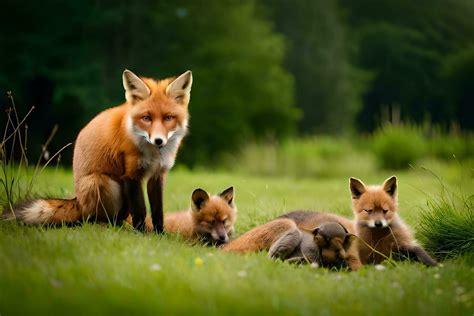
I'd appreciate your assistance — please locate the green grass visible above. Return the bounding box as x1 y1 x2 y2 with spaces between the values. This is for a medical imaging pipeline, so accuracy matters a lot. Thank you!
417 184 474 259
1 165 473 315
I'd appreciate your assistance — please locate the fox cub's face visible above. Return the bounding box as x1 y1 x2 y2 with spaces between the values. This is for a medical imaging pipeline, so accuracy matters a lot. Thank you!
122 69 192 148
313 222 356 267
191 187 237 244
350 176 398 228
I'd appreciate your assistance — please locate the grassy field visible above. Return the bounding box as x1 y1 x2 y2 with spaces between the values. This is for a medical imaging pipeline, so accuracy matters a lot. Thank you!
0 162 473 315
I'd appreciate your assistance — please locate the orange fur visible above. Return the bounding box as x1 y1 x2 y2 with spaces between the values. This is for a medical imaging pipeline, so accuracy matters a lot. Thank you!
12 70 192 231
127 187 237 244
350 176 437 266
222 218 297 253
222 211 362 271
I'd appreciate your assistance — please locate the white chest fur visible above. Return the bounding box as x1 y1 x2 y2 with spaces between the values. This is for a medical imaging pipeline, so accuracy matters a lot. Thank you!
135 124 188 179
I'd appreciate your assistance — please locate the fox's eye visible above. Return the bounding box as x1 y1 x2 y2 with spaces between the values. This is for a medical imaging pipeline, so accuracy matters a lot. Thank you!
364 209 372 213
141 115 151 122
164 115 175 121
222 219 227 225
383 209 389 214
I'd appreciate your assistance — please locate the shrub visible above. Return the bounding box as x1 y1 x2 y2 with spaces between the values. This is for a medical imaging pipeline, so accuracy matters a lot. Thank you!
371 123 426 169
428 134 474 161
224 137 376 178
416 188 474 259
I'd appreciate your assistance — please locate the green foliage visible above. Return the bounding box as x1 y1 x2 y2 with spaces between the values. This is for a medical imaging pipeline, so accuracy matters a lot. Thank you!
441 45 474 130
1 0 474 168
371 124 426 170
151 1 299 165
354 23 442 130
225 137 376 178
0 0 298 165
341 0 474 132
417 186 474 259
428 133 474 161
265 0 359 134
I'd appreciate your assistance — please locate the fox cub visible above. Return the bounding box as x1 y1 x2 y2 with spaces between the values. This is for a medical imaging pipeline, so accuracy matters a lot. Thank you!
134 187 237 244
222 211 362 271
350 176 437 266
7 69 192 233
166 187 236 244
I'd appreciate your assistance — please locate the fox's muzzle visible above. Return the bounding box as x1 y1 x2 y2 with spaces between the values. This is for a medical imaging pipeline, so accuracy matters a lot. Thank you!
213 223 229 243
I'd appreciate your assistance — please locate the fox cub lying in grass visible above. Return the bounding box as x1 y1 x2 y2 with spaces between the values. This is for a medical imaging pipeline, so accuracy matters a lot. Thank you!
222 211 362 271
128 187 236 245
350 176 437 267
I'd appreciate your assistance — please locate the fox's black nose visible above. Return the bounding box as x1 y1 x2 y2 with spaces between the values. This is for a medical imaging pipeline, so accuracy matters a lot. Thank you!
154 138 163 146
375 220 383 227
218 235 228 242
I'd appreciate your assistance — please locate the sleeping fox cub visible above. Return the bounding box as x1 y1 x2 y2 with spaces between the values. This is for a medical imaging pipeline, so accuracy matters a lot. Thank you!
129 187 237 244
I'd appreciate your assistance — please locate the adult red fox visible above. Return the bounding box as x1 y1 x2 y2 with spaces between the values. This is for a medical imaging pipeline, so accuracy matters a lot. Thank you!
8 69 192 233
350 176 437 266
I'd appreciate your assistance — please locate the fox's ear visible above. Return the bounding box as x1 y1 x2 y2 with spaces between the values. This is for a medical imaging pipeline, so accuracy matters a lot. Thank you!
219 186 234 206
191 188 209 211
349 177 366 199
312 227 320 236
166 70 193 104
122 69 151 104
344 233 357 247
339 222 349 234
383 176 397 197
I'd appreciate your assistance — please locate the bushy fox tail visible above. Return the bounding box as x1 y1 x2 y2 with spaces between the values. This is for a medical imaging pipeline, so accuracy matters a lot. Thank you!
3 198 82 225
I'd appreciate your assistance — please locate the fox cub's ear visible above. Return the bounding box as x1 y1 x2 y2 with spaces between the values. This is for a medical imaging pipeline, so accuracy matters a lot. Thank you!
219 186 234 206
382 176 397 197
192 188 209 211
122 69 151 104
349 177 366 199
344 234 357 248
166 70 193 103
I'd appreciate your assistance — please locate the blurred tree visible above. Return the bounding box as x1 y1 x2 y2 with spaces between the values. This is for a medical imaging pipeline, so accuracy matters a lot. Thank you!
0 0 298 165
263 0 359 134
340 0 474 131
441 46 474 130
148 0 299 165
354 23 443 130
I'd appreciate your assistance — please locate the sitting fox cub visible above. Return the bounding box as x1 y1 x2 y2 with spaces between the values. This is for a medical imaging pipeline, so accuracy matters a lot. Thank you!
350 176 437 266
131 187 236 244
222 211 362 271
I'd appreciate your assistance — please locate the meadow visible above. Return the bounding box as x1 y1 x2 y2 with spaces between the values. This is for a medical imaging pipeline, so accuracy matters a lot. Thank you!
0 156 473 315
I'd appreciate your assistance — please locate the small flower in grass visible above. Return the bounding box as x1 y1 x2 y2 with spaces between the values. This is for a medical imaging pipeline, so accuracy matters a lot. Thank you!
150 263 161 271
434 273 440 279
194 257 204 267
374 264 386 271
237 270 247 278
310 262 320 269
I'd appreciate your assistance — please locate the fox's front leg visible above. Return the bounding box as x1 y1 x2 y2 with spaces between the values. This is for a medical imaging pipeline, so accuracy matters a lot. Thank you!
123 178 147 231
403 245 438 267
345 247 363 271
147 173 164 233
